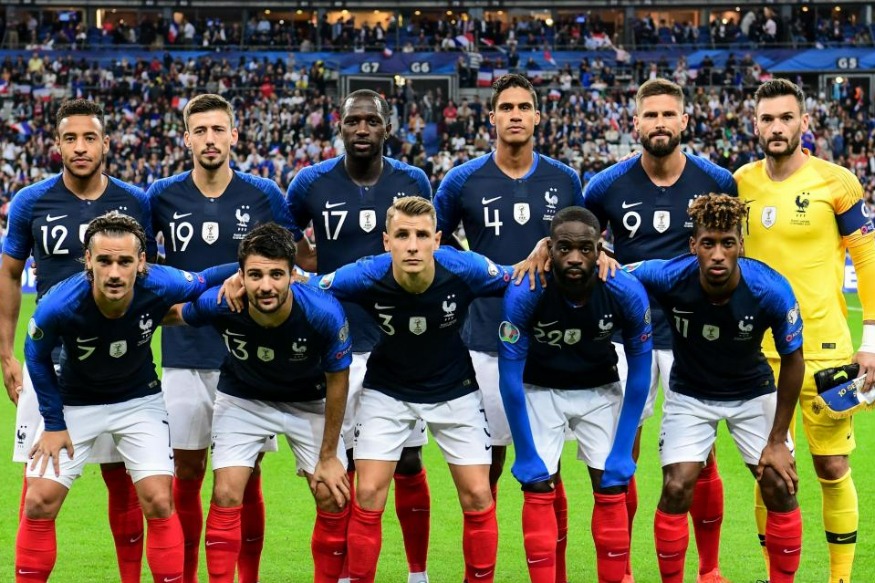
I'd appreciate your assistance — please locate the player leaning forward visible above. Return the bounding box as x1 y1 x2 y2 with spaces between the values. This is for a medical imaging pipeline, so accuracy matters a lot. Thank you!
16 212 237 583
624 195 805 583
165 223 352 583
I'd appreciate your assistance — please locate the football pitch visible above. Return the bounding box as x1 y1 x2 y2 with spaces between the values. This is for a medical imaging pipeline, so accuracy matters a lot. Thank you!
1 294 872 582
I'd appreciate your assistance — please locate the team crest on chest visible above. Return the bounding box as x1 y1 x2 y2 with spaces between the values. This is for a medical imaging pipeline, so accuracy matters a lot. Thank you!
233 205 251 240
513 203 531 225
653 211 670 233
257 347 275 362
202 222 220 244
360 210 377 233
761 207 777 229
138 313 154 346
441 294 458 328
409 317 427 335
702 325 720 341
291 338 308 361
109 340 128 358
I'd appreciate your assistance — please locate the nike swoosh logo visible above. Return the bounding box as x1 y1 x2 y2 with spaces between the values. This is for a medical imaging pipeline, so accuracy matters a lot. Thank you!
835 535 854 542
481 196 502 205
129 533 143 543
172 212 192 219
205 541 226 547
76 337 98 343
18 570 39 575
835 371 849 382
474 571 493 578
783 547 801 554
527 557 548 564
557 535 567 542
245 536 263 542
621 201 643 209
702 517 720 524
672 308 693 314
536 321 558 327
607 551 628 558
658 552 679 559
333 551 345 556
46 214 68 222
411 508 429 512
164 577 182 583
374 304 394 310
224 329 245 337
325 201 346 209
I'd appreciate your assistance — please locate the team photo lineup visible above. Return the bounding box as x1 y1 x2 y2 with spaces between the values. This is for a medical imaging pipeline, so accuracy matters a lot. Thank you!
1 44 874 583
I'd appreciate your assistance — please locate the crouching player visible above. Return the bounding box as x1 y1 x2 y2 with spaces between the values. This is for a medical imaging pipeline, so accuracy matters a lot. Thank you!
498 206 653 583
314 197 512 582
166 223 352 583
624 194 805 583
17 211 238 582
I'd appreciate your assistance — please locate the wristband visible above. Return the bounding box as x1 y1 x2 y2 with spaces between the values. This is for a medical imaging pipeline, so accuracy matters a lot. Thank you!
859 324 875 353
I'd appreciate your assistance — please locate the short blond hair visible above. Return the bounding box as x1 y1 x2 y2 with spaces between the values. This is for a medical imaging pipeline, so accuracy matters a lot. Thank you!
183 94 235 131
385 196 436 231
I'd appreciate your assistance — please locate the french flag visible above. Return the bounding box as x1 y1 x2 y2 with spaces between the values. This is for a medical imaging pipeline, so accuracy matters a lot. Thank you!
477 70 493 87
0 79 8 94
10 121 33 136
454 33 474 49
167 22 179 43
544 50 557 67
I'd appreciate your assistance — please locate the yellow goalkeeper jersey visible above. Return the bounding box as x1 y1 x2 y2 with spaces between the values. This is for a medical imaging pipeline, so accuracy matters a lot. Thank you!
735 154 864 360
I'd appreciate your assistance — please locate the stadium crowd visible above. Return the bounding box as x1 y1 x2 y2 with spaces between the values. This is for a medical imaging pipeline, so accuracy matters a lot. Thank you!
1 49 874 238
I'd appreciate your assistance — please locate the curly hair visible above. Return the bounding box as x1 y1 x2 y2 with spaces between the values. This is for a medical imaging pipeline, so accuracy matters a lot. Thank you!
687 194 747 235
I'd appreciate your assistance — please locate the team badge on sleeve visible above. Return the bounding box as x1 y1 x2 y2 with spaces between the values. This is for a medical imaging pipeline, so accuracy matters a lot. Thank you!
644 307 652 325
339 321 350 343
499 321 520 344
486 259 499 277
787 303 800 325
318 273 335 289
27 318 44 341
182 271 194 282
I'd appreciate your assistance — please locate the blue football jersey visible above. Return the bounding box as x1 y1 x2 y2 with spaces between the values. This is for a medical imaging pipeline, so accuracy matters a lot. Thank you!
315 247 510 403
584 154 737 349
182 283 352 402
25 263 238 431
148 170 294 370
434 152 585 352
499 270 652 388
4 174 156 299
286 155 432 353
626 255 802 400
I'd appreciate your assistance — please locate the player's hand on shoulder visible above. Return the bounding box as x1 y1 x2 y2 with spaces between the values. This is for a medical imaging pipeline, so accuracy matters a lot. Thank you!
310 456 351 508
511 456 551 485
851 348 875 393
597 250 619 282
1 355 23 406
217 272 245 312
756 441 798 496
29 429 74 478
513 237 551 290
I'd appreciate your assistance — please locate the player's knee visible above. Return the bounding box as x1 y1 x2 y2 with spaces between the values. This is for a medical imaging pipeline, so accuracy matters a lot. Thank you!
24 486 63 519
312 483 343 513
458 483 493 512
812 454 849 481
394 446 423 475
660 477 693 512
174 450 208 480
137 485 174 518
757 468 798 513
211 481 244 508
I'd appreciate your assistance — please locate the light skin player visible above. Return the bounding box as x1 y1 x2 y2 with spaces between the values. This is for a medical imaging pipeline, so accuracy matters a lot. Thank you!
737 78 875 583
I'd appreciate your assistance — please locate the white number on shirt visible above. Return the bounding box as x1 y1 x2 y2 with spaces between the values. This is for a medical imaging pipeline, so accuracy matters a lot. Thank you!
168 221 194 253
622 211 641 239
322 210 348 240
40 224 70 256
483 208 503 236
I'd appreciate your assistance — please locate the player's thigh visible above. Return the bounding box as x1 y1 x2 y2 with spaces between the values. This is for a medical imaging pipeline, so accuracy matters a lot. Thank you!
470 350 512 446
341 351 368 447
771 356 855 456
659 391 721 466
26 405 107 489
211 393 281 471
353 389 418 462
280 399 347 475
563 382 624 470
109 393 175 483
162 367 219 450
522 385 569 476
418 391 492 466
726 392 794 465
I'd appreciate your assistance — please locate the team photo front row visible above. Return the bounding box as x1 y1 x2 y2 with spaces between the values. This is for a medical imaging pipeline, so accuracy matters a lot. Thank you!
14 193 856 583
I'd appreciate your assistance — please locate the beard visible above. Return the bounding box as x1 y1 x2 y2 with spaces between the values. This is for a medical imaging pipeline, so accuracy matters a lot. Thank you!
64 151 104 180
249 289 289 315
197 153 226 171
759 133 800 160
641 132 681 157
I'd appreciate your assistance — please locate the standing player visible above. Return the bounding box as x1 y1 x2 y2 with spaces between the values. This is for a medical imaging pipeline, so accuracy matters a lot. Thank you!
287 89 434 583
583 79 737 582
148 93 294 583
498 206 653 583
0 99 155 583
17 211 237 582
168 224 352 583
736 78 875 583
433 74 584 583
316 197 510 583
623 194 804 583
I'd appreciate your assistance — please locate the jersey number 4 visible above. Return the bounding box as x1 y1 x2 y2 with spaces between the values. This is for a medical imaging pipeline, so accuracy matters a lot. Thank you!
483 207 503 236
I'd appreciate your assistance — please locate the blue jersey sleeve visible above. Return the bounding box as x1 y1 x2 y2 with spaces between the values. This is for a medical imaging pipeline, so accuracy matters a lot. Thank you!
237 172 300 238
3 185 38 260
180 286 224 328
433 165 466 235
497 279 542 361
837 199 873 236
286 166 319 241
622 257 688 295
311 255 386 303
745 262 804 355
436 248 511 297
298 284 353 372
24 306 66 430
146 263 237 305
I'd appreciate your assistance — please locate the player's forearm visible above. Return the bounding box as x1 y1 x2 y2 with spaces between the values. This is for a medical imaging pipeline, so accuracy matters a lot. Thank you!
24 345 65 430
847 231 875 323
320 369 349 459
497 356 539 458
0 264 24 360
197 263 240 289
607 350 651 459
771 349 804 443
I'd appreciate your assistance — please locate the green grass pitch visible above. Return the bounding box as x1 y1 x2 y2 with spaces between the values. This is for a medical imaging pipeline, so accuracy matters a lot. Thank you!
1 294 872 581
